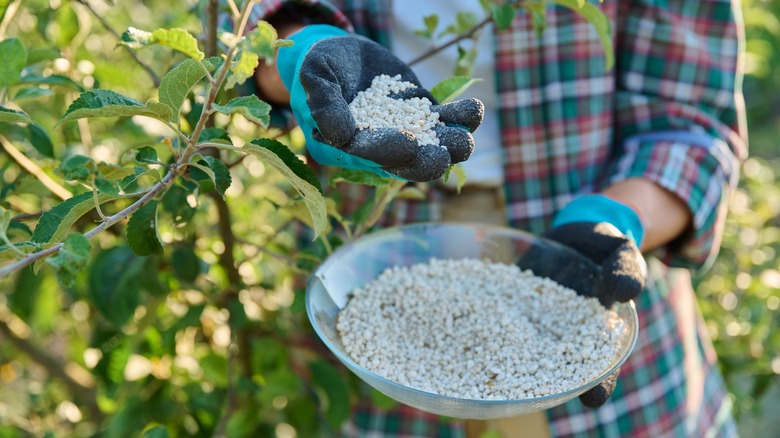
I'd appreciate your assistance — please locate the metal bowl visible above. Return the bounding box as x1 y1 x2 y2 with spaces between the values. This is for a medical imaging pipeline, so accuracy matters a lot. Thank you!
306 222 638 419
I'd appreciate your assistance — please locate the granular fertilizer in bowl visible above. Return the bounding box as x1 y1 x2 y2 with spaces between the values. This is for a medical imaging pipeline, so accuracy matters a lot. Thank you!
336 258 623 400
348 74 444 146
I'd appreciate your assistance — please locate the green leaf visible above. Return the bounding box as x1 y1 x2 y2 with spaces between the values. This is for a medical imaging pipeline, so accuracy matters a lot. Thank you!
88 247 143 327
160 184 195 224
0 37 27 87
56 90 173 126
25 47 60 66
13 87 54 101
552 0 614 70
19 73 84 91
135 146 159 164
47 233 91 287
53 3 80 47
430 76 483 104
190 156 231 197
440 11 478 37
98 163 136 181
244 139 327 238
171 246 200 283
27 124 54 158
158 59 208 122
491 3 517 31
120 27 204 60
142 426 170 438
225 51 259 90
329 169 390 187
309 360 350 430
369 388 397 410
212 95 271 128
417 15 439 39
31 192 114 273
242 20 278 61
0 242 39 260
199 127 231 144
478 430 503 438
126 201 163 256
452 164 468 192
56 154 96 182
454 44 479 76
0 106 31 124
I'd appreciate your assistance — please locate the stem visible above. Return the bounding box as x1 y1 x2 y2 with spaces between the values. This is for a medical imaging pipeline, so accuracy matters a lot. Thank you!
90 177 108 220
354 179 406 237
0 134 73 201
73 0 161 87
0 165 176 277
226 0 241 19
206 0 220 58
406 15 494 66
197 59 215 83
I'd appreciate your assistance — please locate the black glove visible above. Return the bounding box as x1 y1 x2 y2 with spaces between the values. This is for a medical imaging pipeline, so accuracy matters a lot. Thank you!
277 25 484 182
518 195 647 408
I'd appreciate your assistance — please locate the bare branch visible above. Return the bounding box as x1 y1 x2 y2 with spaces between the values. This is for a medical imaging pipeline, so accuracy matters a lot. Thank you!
407 15 493 67
0 134 73 201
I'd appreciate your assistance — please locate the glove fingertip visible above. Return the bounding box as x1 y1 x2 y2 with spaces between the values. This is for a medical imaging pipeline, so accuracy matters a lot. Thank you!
603 242 646 302
579 370 620 408
434 98 484 132
434 126 475 164
387 144 451 182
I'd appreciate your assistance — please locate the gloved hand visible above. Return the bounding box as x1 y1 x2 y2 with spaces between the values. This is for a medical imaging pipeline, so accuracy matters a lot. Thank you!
517 194 646 408
277 25 484 182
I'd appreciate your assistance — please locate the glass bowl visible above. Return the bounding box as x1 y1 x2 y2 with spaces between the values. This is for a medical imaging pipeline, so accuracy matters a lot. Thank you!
306 222 638 419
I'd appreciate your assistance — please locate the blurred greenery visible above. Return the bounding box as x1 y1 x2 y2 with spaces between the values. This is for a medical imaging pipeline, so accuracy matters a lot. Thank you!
0 0 777 436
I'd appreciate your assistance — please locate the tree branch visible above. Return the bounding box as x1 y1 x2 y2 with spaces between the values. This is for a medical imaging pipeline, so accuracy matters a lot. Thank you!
73 0 161 87
0 134 72 201
406 15 494 66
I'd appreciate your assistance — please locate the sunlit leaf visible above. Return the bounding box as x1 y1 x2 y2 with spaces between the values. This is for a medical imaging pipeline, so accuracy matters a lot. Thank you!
46 233 91 287
189 156 231 197
225 51 259 90
212 95 271 128
57 90 172 126
126 200 163 256
0 37 27 87
242 20 278 61
430 76 482 104
98 163 136 181
120 27 204 60
0 106 31 124
158 58 220 122
244 139 326 237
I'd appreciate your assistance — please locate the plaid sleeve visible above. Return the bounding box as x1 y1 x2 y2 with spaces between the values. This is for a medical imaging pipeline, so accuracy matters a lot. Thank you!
610 0 748 270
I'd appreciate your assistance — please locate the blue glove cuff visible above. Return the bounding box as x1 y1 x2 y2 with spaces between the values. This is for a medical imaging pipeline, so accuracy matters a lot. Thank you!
552 194 645 247
277 24 349 93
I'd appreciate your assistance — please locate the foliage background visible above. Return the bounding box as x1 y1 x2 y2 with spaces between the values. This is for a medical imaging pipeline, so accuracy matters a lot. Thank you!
0 0 778 436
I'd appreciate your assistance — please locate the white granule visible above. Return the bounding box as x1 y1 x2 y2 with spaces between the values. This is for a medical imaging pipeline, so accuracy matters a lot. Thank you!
336 258 623 400
349 74 444 147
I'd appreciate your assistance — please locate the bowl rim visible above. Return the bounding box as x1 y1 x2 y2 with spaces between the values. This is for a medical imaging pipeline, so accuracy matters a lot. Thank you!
306 222 640 406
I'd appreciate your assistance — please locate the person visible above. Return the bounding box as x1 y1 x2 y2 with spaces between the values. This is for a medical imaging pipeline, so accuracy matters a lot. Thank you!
246 0 747 436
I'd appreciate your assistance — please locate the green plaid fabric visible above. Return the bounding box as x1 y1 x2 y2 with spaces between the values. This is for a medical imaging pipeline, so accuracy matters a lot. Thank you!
245 0 746 436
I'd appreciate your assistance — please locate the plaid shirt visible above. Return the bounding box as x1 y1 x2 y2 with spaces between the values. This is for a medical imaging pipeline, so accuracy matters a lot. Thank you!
246 1 747 436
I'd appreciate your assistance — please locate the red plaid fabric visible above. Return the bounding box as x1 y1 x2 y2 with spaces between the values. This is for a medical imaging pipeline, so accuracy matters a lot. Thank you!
246 0 746 436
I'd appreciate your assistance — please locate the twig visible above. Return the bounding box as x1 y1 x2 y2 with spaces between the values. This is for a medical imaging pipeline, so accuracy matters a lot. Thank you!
0 314 103 422
0 165 176 277
407 15 494 66
0 0 21 39
73 0 161 87
0 134 72 201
